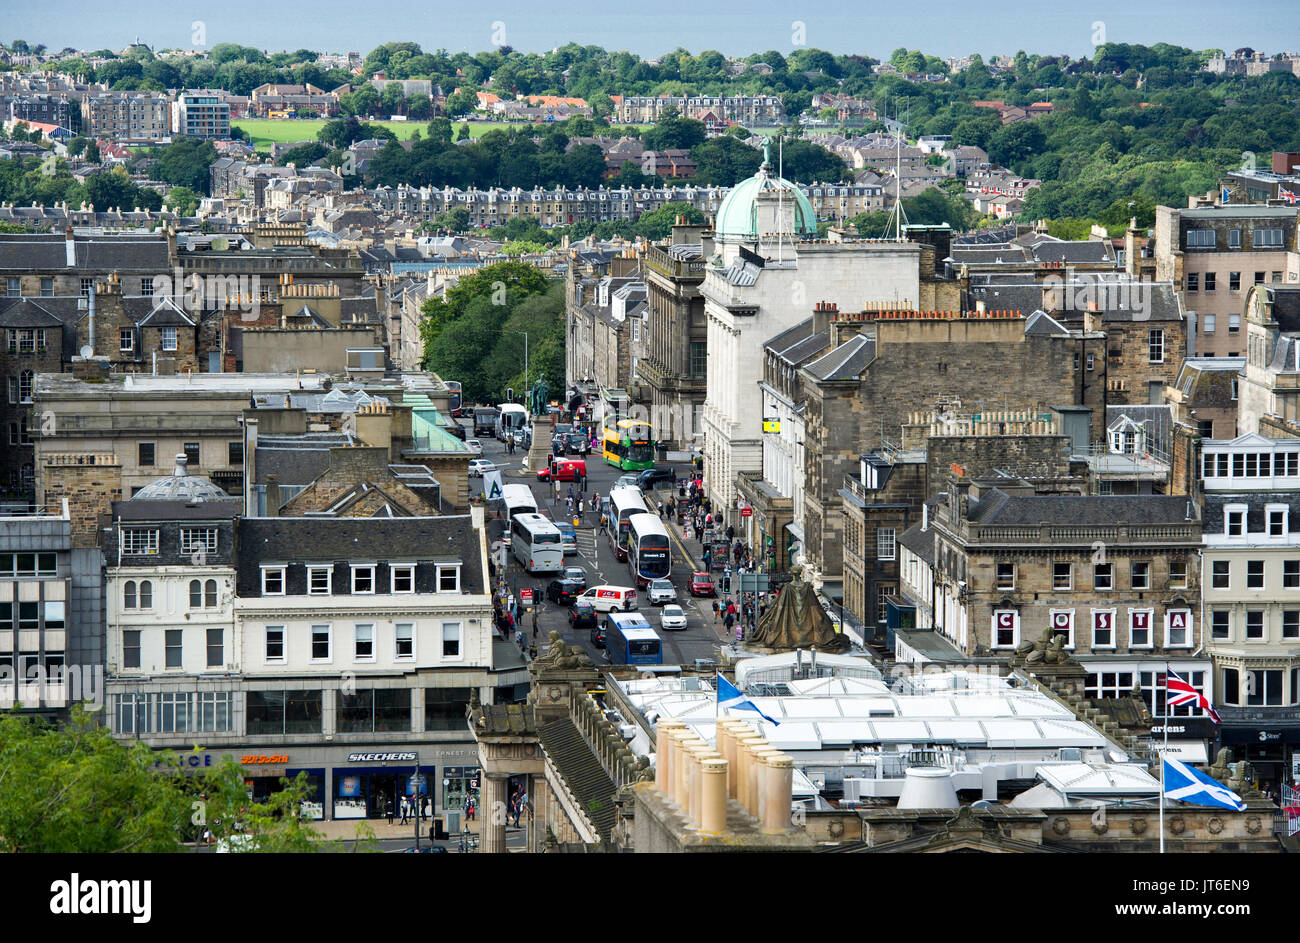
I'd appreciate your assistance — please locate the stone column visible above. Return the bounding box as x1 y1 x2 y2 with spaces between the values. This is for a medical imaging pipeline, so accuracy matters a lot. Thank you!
482 772 509 854
736 735 766 814
676 736 704 811
700 758 729 834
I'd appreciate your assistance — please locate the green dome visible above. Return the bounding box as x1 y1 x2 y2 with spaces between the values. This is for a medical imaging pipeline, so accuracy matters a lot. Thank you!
715 154 818 239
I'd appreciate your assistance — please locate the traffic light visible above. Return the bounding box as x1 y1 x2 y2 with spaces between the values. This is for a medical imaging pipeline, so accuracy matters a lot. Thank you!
506 387 514 402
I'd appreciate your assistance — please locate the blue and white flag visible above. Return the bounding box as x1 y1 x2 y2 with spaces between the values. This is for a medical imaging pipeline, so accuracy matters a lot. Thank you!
716 673 780 726
1163 757 1245 812
1221 185 1231 204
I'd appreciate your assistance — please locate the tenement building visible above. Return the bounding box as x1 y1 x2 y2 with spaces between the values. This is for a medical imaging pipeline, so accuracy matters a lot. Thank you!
1200 432 1300 784
898 471 1211 715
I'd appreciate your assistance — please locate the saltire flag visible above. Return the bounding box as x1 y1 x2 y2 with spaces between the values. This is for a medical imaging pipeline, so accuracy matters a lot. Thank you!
1163 757 1245 812
1280 186 1299 206
1221 186 1231 203
716 673 781 726
1165 668 1221 723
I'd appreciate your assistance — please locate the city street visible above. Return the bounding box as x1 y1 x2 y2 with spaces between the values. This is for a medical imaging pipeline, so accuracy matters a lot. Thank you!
468 418 728 668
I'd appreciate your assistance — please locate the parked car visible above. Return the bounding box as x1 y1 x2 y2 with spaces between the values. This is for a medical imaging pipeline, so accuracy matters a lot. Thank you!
636 467 676 490
615 473 641 490
570 599 597 632
555 521 578 555
689 571 716 597
562 566 587 590
469 458 495 477
465 438 483 456
545 577 584 605
660 604 688 630
647 578 677 605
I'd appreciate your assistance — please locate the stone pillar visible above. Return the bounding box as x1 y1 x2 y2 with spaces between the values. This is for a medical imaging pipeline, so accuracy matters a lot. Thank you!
482 772 509 854
752 748 782 824
676 735 704 810
527 414 554 474
761 754 794 834
700 758 728 834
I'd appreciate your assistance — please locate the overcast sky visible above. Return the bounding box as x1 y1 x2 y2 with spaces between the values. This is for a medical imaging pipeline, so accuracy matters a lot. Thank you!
11 0 1300 61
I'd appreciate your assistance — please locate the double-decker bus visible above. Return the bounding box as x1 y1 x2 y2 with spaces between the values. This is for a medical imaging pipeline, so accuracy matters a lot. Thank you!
510 513 564 574
627 514 671 587
605 486 650 562
445 381 462 417
601 419 655 471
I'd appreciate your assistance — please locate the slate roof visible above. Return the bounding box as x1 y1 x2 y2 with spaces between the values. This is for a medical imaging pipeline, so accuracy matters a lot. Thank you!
764 316 830 365
1024 310 1069 335
899 517 936 564
114 498 241 521
0 297 64 327
804 333 875 381
967 492 1197 527
537 717 618 841
254 435 351 484
1203 492 1300 534
1264 286 1300 333
0 234 169 272
236 515 485 593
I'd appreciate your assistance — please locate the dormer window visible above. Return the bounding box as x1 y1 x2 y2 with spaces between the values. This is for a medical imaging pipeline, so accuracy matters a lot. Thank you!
261 565 285 595
1269 507 1288 537
351 564 376 594
1226 507 1246 537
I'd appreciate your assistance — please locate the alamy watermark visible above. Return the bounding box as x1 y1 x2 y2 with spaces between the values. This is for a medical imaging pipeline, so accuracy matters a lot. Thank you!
1040 266 1155 320
0 662 103 710
149 268 264 322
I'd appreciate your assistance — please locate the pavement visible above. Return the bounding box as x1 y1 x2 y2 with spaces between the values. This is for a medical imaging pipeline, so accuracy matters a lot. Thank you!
309 813 529 852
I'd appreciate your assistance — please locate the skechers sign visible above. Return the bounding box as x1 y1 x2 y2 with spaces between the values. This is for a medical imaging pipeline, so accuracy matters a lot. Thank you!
348 752 418 762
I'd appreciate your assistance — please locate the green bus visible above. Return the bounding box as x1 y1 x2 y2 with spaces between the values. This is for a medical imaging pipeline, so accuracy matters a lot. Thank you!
602 419 655 471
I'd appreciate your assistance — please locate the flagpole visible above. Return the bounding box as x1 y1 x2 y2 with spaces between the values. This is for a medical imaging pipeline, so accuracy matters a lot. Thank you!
1159 662 1167 854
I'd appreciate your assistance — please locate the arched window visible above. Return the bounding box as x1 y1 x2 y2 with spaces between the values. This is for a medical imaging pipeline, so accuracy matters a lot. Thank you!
139 580 153 608
190 579 202 608
205 579 217 607
124 580 136 609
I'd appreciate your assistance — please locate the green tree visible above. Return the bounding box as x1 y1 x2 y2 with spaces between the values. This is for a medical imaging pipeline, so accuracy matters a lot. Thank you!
279 142 328 167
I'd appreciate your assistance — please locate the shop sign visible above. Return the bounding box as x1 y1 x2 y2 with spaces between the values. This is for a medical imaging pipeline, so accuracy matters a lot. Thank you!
240 754 289 765
348 751 417 762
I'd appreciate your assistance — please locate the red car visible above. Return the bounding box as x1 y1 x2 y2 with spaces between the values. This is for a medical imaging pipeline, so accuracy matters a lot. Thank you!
536 458 587 482
689 571 715 597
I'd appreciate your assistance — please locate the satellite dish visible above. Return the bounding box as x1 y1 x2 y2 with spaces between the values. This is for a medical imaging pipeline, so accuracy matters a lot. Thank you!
79 345 93 358
211 236 229 251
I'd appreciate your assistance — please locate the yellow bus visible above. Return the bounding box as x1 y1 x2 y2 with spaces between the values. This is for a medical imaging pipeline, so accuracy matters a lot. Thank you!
602 419 655 470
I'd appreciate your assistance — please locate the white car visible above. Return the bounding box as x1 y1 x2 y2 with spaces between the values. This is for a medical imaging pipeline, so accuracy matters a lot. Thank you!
647 578 677 605
660 604 688 630
469 458 495 477
465 438 484 456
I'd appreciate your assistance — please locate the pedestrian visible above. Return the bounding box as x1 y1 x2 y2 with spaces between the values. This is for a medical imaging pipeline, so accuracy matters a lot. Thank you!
578 498 585 519
581 470 588 493
400 795 409 825
712 598 720 622
515 628 525 648
657 500 664 518
386 798 394 825
515 789 528 826
529 642 537 659
724 611 735 634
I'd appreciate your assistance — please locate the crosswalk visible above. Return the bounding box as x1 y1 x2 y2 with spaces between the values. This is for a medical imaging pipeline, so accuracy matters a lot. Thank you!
575 530 599 557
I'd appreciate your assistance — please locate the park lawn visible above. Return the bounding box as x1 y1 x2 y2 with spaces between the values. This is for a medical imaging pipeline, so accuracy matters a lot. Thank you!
234 118 652 152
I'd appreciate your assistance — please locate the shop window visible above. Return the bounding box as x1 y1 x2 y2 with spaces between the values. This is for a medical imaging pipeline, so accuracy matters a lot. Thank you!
425 687 473 731
246 689 322 735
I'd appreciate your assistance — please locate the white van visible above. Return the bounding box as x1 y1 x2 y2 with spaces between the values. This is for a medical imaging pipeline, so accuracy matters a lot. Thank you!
579 584 638 613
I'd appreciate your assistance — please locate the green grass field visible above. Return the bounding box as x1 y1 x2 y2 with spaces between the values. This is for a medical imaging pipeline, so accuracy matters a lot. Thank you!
234 118 651 153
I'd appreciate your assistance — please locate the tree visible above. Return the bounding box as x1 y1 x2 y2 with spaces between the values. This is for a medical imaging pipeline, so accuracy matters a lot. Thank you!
84 141 100 164
455 122 470 142
165 185 202 215
0 708 188 852
642 113 706 152
150 137 218 193
443 88 479 117
986 122 1046 170
279 142 328 167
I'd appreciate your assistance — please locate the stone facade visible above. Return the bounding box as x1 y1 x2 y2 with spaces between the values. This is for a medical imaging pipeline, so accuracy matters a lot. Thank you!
39 454 123 549
802 311 1106 582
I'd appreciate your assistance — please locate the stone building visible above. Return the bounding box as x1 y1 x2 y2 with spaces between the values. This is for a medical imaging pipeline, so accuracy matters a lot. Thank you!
638 220 711 449
564 248 643 395
1154 203 1300 359
1238 284 1300 435
897 472 1210 715
800 308 1106 586
1166 356 1244 441
700 150 941 531
1200 432 1300 784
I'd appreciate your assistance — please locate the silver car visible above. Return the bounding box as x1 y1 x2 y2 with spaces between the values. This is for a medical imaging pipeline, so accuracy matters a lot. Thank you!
660 604 688 630
647 578 677 605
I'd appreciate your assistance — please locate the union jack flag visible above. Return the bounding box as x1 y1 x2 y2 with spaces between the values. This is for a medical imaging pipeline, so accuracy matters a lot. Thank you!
1280 186 1299 206
1165 668 1220 723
